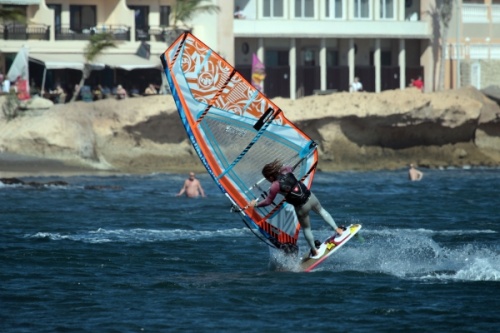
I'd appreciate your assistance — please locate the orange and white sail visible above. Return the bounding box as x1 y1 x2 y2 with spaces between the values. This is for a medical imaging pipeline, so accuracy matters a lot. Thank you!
161 33 318 251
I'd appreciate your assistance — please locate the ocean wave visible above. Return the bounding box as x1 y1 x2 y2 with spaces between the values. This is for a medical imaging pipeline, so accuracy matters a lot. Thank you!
310 228 500 282
371 228 497 236
26 227 249 244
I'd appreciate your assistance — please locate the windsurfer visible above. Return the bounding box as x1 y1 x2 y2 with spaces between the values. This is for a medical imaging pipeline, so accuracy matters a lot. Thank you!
176 172 206 198
249 159 343 257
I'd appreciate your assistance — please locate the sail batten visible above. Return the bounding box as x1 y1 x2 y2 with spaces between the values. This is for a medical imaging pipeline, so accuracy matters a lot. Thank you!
161 33 319 250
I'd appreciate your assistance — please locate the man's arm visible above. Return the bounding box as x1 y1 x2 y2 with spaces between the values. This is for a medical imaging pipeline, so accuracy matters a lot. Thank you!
176 180 187 196
197 181 206 197
253 182 279 207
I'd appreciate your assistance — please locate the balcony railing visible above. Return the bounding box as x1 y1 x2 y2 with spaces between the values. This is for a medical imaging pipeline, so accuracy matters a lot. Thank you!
492 5 500 23
470 44 500 60
55 25 131 41
136 26 166 42
135 26 190 43
462 4 488 23
0 23 186 43
1 24 50 40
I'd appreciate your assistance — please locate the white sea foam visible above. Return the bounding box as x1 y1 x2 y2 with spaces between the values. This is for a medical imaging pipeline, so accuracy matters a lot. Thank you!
452 258 500 281
312 228 500 282
27 227 249 244
371 228 497 236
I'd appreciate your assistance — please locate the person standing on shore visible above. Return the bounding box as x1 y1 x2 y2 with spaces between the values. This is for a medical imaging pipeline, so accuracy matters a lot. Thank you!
413 76 424 91
408 163 424 181
2 75 11 93
116 84 127 99
350 77 363 92
176 172 206 198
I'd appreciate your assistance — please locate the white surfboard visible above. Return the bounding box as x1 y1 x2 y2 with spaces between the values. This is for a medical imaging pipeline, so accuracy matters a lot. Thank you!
300 224 362 272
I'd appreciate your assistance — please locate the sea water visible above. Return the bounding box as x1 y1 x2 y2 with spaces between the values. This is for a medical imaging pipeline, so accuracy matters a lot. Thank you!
1 168 499 332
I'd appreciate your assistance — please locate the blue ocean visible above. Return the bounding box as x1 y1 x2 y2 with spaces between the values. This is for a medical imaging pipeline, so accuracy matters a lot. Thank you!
1 168 499 332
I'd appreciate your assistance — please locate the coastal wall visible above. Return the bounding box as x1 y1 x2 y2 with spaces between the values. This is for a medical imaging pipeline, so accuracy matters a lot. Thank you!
1 86 499 175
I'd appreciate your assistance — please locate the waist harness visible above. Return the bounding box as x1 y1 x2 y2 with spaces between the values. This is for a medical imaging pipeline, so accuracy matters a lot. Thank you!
278 172 311 207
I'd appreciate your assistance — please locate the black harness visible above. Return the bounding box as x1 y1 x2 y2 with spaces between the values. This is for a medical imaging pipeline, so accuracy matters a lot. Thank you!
277 172 310 207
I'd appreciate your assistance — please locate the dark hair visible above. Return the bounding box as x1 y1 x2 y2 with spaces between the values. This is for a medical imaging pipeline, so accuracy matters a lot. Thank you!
262 159 282 180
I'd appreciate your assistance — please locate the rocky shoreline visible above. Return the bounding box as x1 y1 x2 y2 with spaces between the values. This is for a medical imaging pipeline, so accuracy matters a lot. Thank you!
1 86 499 177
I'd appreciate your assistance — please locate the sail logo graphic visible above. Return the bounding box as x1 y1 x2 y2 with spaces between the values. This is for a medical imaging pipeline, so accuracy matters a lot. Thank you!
181 54 193 72
199 71 214 89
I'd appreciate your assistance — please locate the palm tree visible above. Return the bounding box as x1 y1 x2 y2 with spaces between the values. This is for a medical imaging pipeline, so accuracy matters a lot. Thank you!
165 0 220 43
70 32 116 102
0 7 26 22
171 0 220 29
437 0 453 91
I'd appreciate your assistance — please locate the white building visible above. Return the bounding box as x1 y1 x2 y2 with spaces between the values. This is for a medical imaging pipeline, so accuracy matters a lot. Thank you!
0 0 498 99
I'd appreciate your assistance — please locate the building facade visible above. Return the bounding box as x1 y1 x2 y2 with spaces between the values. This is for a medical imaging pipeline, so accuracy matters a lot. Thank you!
1 0 498 99
233 0 432 98
447 0 500 90
0 0 233 97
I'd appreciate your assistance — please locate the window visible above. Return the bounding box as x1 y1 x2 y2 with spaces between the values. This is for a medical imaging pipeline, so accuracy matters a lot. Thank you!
370 50 392 66
129 6 149 29
160 6 171 26
295 0 314 18
470 62 481 89
327 50 339 66
266 50 289 66
380 0 394 19
381 51 391 66
263 0 284 18
354 0 370 19
48 4 62 34
303 49 316 66
326 0 344 19
70 5 96 31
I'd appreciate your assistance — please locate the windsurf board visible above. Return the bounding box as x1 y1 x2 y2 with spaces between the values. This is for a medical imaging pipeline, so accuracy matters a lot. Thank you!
300 224 362 272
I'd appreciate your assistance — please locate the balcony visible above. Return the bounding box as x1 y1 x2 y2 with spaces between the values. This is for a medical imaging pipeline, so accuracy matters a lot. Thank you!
492 5 500 23
55 25 131 41
136 26 191 43
462 4 488 24
1 24 50 40
0 23 183 44
234 19 430 39
467 44 500 60
136 26 168 42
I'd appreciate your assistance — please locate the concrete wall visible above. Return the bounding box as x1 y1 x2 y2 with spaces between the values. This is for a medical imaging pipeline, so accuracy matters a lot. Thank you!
461 59 500 89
